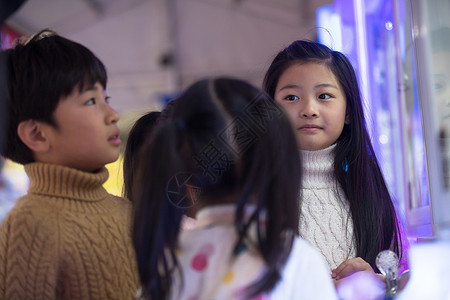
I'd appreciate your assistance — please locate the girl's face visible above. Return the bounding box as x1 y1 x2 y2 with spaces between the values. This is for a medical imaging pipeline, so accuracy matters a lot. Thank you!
274 62 348 151
432 50 450 124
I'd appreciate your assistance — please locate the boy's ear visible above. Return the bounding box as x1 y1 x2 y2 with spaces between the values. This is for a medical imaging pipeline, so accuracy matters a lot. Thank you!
17 120 50 153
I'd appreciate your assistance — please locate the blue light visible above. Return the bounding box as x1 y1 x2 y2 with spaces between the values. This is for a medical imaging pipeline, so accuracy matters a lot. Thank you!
385 21 393 31
316 5 343 52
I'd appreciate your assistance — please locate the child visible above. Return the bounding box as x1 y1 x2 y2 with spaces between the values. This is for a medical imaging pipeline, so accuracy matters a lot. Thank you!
122 105 197 231
132 77 338 299
123 99 179 203
263 40 409 285
123 111 161 202
0 29 138 299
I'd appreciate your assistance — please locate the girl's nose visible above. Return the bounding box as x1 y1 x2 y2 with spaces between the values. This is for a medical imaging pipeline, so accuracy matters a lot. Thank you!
299 99 319 118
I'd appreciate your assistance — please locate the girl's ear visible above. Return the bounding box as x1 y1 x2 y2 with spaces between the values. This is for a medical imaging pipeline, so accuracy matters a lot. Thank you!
186 185 201 206
185 185 200 218
345 111 350 124
17 120 50 153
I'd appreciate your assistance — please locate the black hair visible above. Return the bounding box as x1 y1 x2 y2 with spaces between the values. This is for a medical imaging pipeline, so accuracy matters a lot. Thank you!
0 29 107 165
123 111 161 202
263 40 402 271
123 99 180 202
157 98 178 123
132 77 301 299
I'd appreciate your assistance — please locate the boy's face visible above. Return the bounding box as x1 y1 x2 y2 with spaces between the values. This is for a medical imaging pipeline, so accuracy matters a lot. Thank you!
43 82 121 172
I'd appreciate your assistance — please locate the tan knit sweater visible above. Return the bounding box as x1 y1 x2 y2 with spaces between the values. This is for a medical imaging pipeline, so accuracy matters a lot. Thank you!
0 163 139 299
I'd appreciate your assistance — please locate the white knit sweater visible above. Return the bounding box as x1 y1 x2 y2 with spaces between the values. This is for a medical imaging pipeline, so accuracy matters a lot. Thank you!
299 144 356 271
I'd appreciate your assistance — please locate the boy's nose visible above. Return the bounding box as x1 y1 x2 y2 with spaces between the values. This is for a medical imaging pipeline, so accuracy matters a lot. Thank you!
106 105 119 124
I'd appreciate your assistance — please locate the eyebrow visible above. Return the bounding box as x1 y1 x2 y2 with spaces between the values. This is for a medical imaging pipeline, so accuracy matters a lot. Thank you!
278 84 301 91
80 83 102 93
278 83 339 91
315 83 339 90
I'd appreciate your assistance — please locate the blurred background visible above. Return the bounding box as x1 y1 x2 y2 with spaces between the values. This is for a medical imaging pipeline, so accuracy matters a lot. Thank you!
4 0 332 112
1 0 333 201
2 0 450 245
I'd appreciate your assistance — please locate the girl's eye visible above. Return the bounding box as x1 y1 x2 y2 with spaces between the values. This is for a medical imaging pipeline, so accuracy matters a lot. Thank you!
433 75 447 93
434 81 446 92
284 95 300 101
318 93 332 100
105 96 111 103
85 98 96 105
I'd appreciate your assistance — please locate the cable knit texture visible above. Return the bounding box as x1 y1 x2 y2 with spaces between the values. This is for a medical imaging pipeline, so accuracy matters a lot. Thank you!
299 144 356 271
0 163 138 300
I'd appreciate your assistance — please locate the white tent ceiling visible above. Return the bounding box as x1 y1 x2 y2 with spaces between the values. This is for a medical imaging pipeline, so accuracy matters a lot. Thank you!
5 0 332 130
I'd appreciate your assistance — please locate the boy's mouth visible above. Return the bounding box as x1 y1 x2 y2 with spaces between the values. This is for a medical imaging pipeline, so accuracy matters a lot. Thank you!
108 130 121 145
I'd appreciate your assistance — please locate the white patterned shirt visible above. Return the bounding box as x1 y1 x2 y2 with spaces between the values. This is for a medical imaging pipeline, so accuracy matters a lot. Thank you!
168 204 338 300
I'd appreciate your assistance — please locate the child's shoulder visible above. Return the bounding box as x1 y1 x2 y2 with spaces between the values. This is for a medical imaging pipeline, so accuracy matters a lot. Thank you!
0 195 61 236
7 193 55 216
270 237 338 299
101 193 134 222
107 193 133 209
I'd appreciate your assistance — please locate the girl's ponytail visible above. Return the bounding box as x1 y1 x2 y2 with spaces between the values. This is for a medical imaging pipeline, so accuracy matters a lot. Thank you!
133 120 187 299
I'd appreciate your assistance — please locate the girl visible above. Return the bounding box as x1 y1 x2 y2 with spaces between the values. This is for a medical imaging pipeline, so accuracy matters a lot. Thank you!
132 77 338 299
123 99 179 202
123 105 196 228
263 40 408 284
123 111 161 202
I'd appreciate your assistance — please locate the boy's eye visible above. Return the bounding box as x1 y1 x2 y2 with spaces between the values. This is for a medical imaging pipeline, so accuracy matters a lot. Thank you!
85 98 96 105
318 93 332 100
284 95 300 101
105 96 111 103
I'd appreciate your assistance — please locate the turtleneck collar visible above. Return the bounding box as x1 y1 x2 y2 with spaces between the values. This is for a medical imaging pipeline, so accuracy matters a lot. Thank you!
300 144 336 188
25 162 110 202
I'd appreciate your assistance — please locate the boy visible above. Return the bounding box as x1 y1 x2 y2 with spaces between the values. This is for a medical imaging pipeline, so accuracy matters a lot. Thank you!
0 29 138 299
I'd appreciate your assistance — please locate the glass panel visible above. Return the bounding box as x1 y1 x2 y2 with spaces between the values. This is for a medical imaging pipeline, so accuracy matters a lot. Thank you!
410 0 450 238
320 0 433 237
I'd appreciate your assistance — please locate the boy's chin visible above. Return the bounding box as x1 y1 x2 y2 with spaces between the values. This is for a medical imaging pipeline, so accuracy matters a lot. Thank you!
103 151 120 164
102 154 121 167
67 153 120 172
80 158 119 173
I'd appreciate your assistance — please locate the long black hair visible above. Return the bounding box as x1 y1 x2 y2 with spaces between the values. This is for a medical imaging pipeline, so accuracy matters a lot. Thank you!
263 40 402 271
132 77 301 299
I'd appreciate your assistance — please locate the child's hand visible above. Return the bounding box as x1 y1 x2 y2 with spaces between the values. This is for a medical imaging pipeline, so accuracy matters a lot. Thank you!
331 257 374 281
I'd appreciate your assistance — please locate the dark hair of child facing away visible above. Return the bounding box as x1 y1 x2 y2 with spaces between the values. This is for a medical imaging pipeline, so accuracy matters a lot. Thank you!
123 99 179 203
123 111 161 201
0 30 138 299
263 40 403 272
132 78 303 299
